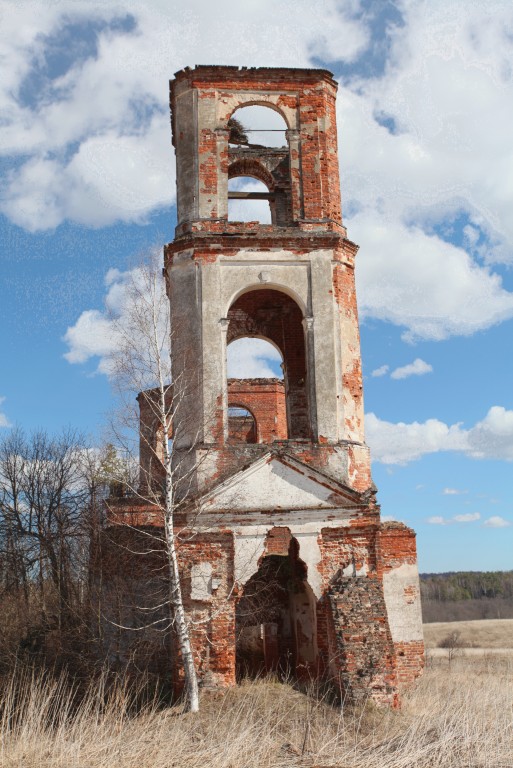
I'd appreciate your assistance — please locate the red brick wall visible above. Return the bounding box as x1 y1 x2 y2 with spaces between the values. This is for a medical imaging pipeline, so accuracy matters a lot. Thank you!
171 66 342 232
227 378 287 442
227 289 309 438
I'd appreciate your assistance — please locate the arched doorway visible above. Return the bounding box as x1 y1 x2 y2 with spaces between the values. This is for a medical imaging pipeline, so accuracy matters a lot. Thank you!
236 530 317 680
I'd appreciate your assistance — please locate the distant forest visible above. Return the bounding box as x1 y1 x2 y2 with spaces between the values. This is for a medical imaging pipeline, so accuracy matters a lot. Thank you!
420 571 513 622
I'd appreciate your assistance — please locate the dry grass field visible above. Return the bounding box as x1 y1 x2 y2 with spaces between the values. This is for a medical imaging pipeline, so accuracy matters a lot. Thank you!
423 618 513 650
1 653 512 768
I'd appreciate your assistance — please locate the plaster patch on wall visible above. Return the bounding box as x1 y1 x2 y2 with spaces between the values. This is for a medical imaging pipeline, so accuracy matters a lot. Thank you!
233 531 267 586
383 563 424 642
191 561 213 600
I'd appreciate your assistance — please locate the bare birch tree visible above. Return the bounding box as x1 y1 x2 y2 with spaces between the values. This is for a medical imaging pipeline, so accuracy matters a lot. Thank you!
106 253 200 713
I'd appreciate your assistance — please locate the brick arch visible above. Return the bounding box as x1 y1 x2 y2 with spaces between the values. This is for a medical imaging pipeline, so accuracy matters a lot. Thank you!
227 378 287 443
227 401 258 444
227 100 291 129
227 288 309 439
228 158 274 190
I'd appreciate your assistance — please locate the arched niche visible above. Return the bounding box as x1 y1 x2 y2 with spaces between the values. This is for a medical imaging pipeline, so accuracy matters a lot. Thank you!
226 289 309 439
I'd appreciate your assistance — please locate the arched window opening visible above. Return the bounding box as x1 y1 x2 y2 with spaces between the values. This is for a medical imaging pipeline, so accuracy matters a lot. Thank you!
226 289 309 440
228 176 272 224
227 105 293 227
229 105 287 148
227 405 257 444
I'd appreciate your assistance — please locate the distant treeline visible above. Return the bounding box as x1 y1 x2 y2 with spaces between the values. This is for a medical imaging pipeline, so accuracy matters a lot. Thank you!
420 571 513 622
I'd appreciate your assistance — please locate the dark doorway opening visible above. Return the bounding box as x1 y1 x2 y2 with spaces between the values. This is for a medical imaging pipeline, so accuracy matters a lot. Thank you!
236 535 317 680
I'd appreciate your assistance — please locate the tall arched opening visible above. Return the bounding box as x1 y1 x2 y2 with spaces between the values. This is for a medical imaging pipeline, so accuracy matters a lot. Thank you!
226 289 309 439
227 104 293 227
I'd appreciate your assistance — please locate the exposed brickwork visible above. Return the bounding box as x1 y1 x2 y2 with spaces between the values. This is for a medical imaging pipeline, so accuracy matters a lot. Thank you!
318 526 379 589
379 523 425 687
227 378 287 443
171 66 343 236
326 576 399 707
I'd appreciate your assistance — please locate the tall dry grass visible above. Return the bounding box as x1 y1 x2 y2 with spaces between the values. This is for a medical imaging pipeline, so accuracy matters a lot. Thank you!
1 657 512 767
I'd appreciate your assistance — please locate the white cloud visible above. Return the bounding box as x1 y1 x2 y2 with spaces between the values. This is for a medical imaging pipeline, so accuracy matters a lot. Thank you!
3 0 513 344
465 406 513 461
427 512 480 525
390 358 433 380
353 214 513 342
0 0 368 230
443 488 467 495
371 364 389 377
338 1 513 339
483 516 512 529
365 412 466 464
228 178 272 225
63 256 168 377
366 405 513 465
0 397 11 428
227 339 282 378
342 2 513 264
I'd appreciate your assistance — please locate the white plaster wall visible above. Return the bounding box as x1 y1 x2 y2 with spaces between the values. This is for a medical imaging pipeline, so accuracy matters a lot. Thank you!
173 87 198 224
168 257 204 448
219 253 310 314
383 563 424 643
200 261 225 442
309 252 341 439
191 561 213 601
202 456 346 512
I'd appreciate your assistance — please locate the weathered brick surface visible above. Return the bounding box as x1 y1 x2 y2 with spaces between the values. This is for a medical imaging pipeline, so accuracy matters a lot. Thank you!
379 523 425 687
227 378 287 443
326 576 399 707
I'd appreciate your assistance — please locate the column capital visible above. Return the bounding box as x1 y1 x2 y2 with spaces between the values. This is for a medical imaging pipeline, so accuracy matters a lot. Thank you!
286 128 300 142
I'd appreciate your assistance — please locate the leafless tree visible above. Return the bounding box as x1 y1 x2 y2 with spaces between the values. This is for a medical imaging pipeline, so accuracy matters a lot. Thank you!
104 254 200 713
0 427 111 671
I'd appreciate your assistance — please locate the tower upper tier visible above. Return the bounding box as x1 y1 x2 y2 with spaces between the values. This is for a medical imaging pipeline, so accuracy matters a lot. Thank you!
170 65 344 239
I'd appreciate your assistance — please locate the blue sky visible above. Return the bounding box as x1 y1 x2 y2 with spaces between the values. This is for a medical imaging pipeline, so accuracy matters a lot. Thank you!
1 0 513 572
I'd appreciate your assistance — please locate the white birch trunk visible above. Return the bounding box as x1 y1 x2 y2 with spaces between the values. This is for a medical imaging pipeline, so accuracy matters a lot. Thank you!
109 256 201 713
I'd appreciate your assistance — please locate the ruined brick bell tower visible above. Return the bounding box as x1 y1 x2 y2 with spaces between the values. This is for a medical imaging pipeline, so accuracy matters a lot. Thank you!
160 66 424 704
